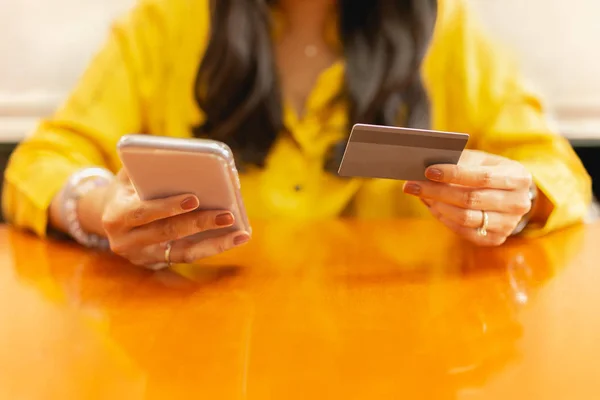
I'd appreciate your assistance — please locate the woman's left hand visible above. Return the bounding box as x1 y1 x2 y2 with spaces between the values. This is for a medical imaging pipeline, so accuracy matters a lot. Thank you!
403 150 535 246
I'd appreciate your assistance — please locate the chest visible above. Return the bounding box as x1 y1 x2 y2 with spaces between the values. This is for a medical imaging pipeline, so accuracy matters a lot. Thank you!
275 35 339 118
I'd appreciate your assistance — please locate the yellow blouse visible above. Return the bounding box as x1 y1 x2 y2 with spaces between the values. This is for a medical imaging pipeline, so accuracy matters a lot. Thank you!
2 0 592 238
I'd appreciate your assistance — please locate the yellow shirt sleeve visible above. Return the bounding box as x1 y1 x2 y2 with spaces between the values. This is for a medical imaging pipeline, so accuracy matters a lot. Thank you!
2 0 174 236
427 0 592 236
3 0 591 237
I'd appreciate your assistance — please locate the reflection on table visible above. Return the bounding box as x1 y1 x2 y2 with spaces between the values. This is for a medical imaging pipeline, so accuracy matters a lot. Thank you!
0 220 598 400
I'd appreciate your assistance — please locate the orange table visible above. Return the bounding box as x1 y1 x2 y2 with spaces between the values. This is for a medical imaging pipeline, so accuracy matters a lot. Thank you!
1 220 599 399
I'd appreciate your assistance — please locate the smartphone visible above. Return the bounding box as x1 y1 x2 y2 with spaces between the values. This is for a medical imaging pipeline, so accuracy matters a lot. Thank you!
117 134 251 240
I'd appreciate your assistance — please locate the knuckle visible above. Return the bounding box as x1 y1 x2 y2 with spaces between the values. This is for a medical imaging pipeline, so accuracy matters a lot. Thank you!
157 220 179 240
458 209 474 226
182 250 198 264
181 236 232 264
128 205 147 224
450 167 462 183
214 240 228 254
464 190 481 208
511 176 529 190
480 170 493 186
194 213 213 231
521 172 534 188
511 195 532 214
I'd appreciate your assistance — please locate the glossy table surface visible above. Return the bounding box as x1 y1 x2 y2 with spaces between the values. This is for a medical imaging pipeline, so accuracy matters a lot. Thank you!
1 220 600 400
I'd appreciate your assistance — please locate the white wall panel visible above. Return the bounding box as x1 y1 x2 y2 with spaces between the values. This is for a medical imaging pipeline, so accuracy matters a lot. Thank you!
0 0 133 139
469 0 600 138
0 0 598 139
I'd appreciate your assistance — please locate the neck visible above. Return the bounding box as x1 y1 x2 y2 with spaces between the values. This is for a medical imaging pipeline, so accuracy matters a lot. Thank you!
277 0 335 33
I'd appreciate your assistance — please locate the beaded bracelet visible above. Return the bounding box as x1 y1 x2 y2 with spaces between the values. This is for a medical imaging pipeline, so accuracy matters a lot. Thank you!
59 167 115 249
511 182 538 236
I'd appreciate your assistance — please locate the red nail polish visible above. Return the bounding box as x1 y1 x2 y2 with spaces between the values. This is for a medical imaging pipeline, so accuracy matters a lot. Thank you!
233 233 250 246
181 197 199 211
426 168 443 181
404 183 422 195
215 213 234 227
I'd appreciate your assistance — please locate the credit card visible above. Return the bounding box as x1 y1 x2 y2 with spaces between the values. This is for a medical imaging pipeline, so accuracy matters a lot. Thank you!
337 124 470 181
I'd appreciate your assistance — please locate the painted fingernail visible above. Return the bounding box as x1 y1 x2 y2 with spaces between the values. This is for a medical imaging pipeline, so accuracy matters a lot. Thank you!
426 168 443 181
233 233 250 246
403 183 422 195
181 196 199 211
215 213 234 227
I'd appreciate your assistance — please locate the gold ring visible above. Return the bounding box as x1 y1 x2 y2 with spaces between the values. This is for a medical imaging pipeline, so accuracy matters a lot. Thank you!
164 242 173 267
477 210 489 237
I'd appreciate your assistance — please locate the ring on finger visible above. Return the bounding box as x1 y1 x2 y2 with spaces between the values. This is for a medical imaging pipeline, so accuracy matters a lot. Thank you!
164 241 173 267
144 242 173 271
477 210 489 237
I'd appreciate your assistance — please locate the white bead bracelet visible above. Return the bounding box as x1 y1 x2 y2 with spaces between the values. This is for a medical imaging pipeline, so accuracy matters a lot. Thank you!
59 167 114 249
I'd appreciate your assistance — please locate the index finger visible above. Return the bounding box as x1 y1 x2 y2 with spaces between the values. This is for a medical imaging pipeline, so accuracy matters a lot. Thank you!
104 193 201 230
424 164 532 189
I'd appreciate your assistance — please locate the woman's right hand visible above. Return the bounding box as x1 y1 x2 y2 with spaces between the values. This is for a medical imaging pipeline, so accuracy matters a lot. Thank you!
100 170 250 268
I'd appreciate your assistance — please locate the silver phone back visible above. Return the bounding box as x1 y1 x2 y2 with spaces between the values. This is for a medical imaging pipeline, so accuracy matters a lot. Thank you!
117 135 251 240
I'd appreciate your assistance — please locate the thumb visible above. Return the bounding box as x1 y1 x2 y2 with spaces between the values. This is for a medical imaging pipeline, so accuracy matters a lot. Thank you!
116 168 131 184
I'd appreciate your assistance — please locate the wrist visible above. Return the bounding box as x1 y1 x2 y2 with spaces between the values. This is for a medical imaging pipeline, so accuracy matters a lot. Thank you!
58 167 115 248
78 184 112 237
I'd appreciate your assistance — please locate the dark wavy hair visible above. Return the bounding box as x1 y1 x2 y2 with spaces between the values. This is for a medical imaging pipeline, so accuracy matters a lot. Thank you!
193 0 438 171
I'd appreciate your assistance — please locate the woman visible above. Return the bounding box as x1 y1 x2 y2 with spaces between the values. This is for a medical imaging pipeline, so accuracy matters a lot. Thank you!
2 0 592 268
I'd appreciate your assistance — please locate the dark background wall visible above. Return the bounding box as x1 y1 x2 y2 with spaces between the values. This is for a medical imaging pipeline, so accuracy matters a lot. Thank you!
574 146 600 199
0 143 14 223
